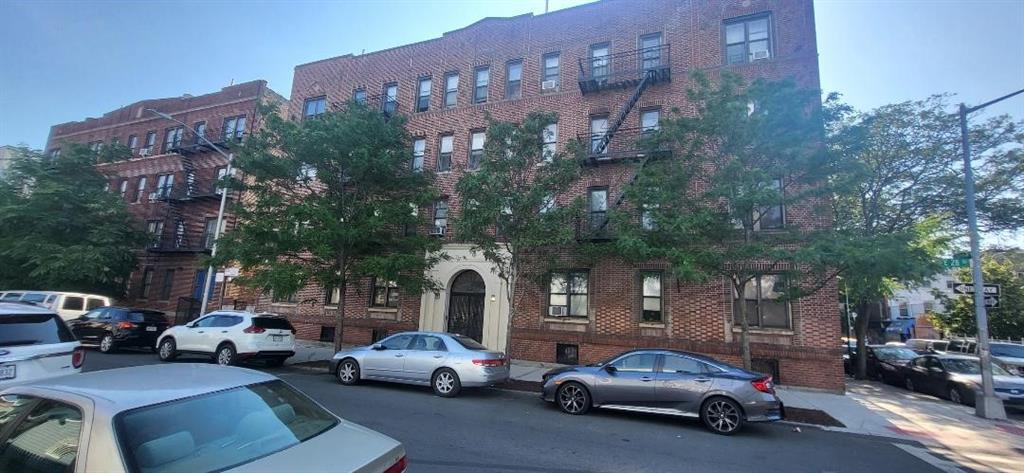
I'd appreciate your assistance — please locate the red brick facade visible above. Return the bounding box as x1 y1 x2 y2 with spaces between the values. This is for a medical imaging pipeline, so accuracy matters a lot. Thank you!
46 81 285 317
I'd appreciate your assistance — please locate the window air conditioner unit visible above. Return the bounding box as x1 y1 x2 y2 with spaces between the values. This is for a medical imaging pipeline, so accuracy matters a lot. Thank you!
430 226 447 236
548 306 567 317
541 80 558 90
751 50 770 61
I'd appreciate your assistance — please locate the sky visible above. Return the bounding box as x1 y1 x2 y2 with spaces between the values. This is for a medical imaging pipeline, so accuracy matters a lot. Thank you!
1 1 1022 238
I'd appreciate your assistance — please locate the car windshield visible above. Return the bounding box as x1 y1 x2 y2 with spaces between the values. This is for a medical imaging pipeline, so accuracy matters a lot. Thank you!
940 358 1012 376
452 335 487 350
0 313 76 347
116 380 337 473
873 347 918 361
991 344 1024 359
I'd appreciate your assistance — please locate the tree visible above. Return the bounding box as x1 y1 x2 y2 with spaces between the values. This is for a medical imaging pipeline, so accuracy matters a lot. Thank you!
213 103 444 350
0 144 147 296
456 112 582 352
932 252 1024 340
826 93 1022 378
606 71 833 369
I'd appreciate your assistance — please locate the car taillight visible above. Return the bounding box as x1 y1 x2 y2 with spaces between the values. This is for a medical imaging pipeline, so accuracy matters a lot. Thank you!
472 358 505 367
71 347 85 369
751 376 774 394
383 455 407 473
117 321 136 330
243 325 265 334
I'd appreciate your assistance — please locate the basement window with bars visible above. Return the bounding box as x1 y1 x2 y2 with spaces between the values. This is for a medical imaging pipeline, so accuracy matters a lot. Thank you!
548 271 588 318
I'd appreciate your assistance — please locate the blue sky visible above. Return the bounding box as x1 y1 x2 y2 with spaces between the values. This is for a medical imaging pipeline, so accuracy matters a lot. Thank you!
1 0 1021 239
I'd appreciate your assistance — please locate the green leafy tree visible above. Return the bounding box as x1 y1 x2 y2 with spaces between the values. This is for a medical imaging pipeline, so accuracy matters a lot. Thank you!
606 72 834 369
456 112 582 351
0 144 147 296
213 103 444 350
932 252 1024 340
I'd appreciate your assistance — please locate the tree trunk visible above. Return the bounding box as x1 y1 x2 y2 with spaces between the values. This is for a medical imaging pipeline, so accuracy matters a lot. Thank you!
735 278 752 370
333 282 347 352
854 301 871 380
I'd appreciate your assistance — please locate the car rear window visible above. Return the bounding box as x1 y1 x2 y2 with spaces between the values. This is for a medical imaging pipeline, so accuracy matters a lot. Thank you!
128 311 167 323
452 335 487 350
253 317 294 331
115 380 337 473
0 314 76 347
21 293 48 303
62 297 84 311
86 298 106 310
941 358 1012 376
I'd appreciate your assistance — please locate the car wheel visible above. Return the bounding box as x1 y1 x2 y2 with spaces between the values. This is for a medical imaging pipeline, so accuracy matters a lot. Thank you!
949 386 966 405
701 396 744 435
556 382 591 415
215 344 236 366
432 368 462 397
158 338 178 361
905 377 915 392
265 357 286 368
98 333 116 353
336 359 360 385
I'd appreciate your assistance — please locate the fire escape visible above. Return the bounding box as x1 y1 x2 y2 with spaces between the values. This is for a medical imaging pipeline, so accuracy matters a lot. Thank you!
576 43 672 239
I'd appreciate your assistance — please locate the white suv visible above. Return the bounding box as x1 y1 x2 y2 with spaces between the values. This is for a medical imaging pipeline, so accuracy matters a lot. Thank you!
156 310 296 366
0 302 85 389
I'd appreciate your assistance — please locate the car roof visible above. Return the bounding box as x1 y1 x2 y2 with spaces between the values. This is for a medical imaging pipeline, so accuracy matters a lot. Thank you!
919 353 978 360
0 301 59 315
9 364 276 412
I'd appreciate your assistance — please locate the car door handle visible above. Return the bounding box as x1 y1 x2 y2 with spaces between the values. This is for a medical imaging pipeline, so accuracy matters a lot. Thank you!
695 378 711 383
197 331 205 334
220 331 228 333
433 355 443 359
394 354 404 358
640 376 653 382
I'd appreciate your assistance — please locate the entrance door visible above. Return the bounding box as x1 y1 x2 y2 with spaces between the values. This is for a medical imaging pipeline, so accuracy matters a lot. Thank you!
447 271 485 343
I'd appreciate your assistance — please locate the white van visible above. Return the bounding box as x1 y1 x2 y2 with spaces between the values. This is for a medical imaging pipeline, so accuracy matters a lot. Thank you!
0 291 112 321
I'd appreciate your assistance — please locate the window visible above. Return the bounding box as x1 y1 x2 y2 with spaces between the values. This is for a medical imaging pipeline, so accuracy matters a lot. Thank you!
160 269 175 300
642 272 663 322
86 297 105 310
298 163 317 182
119 179 129 198
371 279 399 308
214 166 228 195
734 275 790 329
641 202 659 231
140 268 154 299
49 148 61 159
416 77 431 112
725 14 771 64
0 396 83 472
411 335 446 351
539 194 555 214
133 177 147 203
202 218 223 249
146 220 164 248
223 115 246 140
62 296 84 311
641 109 660 132
588 188 608 231
271 290 297 304
640 33 663 70
610 353 657 372
473 66 489 103
382 83 398 115
542 52 560 86
549 271 588 317
555 343 578 365
155 173 174 198
319 326 335 342
590 43 610 80
304 96 327 119
382 333 414 350
538 123 558 162
437 134 453 172
143 131 156 154
660 355 705 374
164 126 184 152
193 121 207 144
174 219 185 248
590 116 608 154
127 135 138 152
412 138 425 172
88 140 103 152
444 72 459 108
353 89 366 104
468 131 485 170
433 199 448 232
325 286 341 306
505 60 522 99
757 178 784 230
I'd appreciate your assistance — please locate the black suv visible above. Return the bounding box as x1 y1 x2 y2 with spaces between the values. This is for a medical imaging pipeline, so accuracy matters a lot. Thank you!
67 306 169 353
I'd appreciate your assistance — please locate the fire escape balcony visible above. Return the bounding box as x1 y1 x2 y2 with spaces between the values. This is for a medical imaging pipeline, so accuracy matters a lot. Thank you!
354 93 399 117
146 237 214 254
578 44 671 95
578 127 672 165
149 179 231 203
167 126 245 155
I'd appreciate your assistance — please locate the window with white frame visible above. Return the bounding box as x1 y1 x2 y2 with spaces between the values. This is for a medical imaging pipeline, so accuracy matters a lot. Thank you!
164 126 183 153
127 135 138 152
506 60 522 100
146 220 163 248
590 116 608 154
641 109 660 133
734 274 790 329
549 271 588 317
223 115 246 140
468 131 485 170
725 14 772 64
432 199 448 234
143 131 156 154
412 138 425 172
474 66 489 104
588 188 608 232
155 173 174 199
371 278 399 308
542 52 560 86
304 96 327 119
590 43 610 80
134 177 147 203
353 89 366 104
437 134 453 172
382 83 398 114
641 272 663 322
416 77 431 112
542 123 557 162
639 33 663 70
118 179 128 198
444 72 458 108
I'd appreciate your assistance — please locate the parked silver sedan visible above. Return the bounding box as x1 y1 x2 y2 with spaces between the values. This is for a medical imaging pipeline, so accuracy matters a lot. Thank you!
541 349 784 435
331 331 510 397
0 364 407 472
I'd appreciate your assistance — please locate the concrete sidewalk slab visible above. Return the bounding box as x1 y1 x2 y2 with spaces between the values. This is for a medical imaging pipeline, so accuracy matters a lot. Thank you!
510 359 564 382
286 340 336 365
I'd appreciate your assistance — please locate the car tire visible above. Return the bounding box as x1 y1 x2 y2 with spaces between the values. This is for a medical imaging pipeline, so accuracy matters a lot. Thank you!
556 382 591 415
336 359 360 385
158 338 178 361
701 396 745 436
905 377 915 392
265 357 286 368
949 385 966 405
98 333 116 354
431 368 462 397
215 344 236 366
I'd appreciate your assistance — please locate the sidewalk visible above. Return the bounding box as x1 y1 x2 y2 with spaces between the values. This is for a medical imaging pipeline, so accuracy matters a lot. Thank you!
778 380 1024 472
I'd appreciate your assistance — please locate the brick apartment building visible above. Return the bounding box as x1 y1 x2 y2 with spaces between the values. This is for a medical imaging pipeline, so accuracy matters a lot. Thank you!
46 80 285 319
267 0 841 390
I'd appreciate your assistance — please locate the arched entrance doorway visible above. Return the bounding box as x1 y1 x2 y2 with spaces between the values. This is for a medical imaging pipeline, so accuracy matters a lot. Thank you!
447 270 485 342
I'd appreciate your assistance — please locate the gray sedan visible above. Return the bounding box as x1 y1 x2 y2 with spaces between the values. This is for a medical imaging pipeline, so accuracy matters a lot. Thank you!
541 349 784 435
0 364 407 472
330 331 510 397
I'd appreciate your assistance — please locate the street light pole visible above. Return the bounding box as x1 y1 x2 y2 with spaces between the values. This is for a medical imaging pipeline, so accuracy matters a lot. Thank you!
957 87 1024 420
146 109 234 318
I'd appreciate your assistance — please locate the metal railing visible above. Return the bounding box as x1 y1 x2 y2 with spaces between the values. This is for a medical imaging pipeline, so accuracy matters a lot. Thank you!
577 126 671 163
578 44 671 94
149 178 229 202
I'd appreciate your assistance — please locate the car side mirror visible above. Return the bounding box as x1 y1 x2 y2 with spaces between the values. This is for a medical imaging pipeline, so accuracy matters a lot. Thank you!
371 344 385 351
604 365 617 374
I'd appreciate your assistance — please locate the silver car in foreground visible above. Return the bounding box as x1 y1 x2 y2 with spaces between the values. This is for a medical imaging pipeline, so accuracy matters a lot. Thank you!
0 364 407 473
541 349 784 435
330 331 510 397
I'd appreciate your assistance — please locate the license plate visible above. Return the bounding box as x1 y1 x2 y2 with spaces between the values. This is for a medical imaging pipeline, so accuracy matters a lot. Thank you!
0 365 15 380
271 335 283 342
146 326 158 332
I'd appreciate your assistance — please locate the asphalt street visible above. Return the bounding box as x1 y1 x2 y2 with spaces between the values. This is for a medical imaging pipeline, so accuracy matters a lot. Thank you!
84 350 948 473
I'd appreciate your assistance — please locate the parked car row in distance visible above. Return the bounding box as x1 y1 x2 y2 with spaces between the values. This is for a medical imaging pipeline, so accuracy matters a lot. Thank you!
0 290 111 321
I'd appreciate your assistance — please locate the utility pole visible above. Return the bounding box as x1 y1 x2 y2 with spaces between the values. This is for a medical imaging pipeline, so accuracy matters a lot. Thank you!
957 87 1024 420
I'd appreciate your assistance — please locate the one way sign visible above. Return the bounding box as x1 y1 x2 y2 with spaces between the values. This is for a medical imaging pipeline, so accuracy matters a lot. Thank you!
952 283 1001 296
